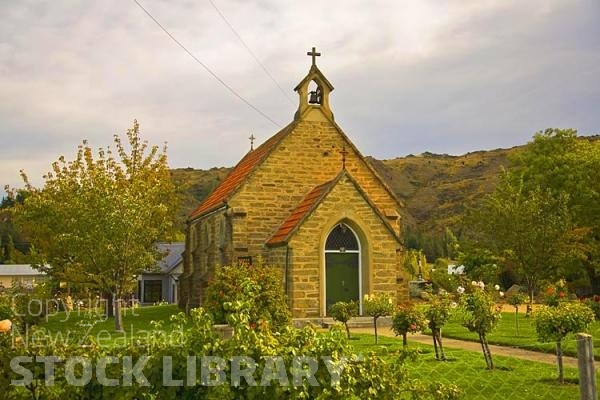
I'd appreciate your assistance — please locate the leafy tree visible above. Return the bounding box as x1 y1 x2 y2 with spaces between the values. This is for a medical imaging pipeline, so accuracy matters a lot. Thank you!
512 129 600 293
534 302 594 383
466 172 573 302
13 120 176 332
363 293 394 344
329 300 358 338
459 285 501 369
391 303 427 347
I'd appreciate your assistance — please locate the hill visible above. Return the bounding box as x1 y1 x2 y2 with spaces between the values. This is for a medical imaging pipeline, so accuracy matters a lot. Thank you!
172 146 520 252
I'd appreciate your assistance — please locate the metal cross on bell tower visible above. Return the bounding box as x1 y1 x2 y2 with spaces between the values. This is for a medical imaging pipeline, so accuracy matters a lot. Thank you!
249 133 255 151
307 46 321 67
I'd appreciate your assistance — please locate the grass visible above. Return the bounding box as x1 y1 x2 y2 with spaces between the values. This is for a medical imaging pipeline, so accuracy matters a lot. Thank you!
32 304 182 347
434 311 600 359
33 306 593 399
350 333 584 400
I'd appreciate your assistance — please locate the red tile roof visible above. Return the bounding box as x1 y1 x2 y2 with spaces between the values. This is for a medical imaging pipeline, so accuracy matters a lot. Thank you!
189 124 294 220
266 178 336 246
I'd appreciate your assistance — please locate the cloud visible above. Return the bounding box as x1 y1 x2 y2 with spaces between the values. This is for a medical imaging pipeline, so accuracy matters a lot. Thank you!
1 0 599 191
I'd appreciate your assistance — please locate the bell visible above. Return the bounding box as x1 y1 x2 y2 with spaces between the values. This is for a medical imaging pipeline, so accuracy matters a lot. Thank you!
308 90 319 104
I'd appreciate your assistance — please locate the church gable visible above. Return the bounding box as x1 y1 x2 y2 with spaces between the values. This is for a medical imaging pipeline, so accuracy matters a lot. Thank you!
266 171 400 247
275 172 404 317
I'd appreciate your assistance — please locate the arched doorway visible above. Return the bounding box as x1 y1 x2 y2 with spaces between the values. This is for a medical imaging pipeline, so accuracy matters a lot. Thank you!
325 222 361 314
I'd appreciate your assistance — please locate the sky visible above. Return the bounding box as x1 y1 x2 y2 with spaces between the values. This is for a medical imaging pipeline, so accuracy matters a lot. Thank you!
1 0 599 189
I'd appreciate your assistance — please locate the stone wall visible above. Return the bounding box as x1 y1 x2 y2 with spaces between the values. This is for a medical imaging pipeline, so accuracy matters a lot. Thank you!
228 119 401 260
284 174 407 317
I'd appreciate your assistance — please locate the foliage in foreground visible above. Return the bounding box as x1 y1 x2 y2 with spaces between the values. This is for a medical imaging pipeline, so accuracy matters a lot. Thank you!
204 261 291 330
0 305 462 399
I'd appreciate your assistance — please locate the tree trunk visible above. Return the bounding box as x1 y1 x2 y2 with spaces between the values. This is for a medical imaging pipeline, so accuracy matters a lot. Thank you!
344 322 351 339
479 333 493 369
514 306 519 335
105 291 114 318
432 327 440 360
114 294 124 333
484 335 494 369
373 317 379 344
402 333 407 347
556 340 564 383
435 329 446 361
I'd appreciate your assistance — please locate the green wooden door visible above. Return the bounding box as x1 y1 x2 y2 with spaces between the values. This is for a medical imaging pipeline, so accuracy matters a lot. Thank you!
325 253 359 312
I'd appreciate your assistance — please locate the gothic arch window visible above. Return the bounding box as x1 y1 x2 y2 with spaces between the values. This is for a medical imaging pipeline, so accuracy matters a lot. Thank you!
325 223 359 252
324 222 362 314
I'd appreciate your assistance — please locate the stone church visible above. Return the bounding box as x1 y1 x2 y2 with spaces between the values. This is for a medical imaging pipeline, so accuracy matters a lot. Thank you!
180 48 407 318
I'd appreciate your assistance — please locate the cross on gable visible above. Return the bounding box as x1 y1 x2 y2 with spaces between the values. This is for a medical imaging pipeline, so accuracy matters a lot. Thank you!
249 133 256 151
340 144 348 170
307 47 321 67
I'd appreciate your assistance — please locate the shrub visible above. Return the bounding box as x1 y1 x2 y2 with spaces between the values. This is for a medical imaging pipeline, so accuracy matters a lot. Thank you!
506 292 528 335
431 267 460 293
424 294 454 360
534 301 595 383
329 300 358 338
363 293 394 344
583 295 600 319
391 303 427 347
205 262 291 330
458 284 501 369
541 279 569 307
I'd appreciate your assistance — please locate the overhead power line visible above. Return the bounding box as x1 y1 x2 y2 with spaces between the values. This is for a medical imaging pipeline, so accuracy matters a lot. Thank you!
207 0 294 105
132 0 282 128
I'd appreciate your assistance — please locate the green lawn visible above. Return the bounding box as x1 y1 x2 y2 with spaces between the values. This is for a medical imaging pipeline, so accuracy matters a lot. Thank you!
350 333 584 400
434 311 600 359
33 306 592 399
33 304 182 347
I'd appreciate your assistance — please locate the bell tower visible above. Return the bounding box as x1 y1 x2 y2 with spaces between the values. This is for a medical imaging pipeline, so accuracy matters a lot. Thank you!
294 47 335 121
